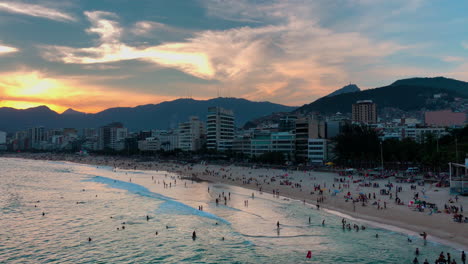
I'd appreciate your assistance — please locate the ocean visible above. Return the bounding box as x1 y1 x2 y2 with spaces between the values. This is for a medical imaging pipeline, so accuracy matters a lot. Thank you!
0 158 460 263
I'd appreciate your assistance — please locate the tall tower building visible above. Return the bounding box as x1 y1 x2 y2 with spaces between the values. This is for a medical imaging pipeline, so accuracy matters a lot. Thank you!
98 122 128 151
178 116 205 151
352 100 377 124
27 126 45 149
206 107 234 151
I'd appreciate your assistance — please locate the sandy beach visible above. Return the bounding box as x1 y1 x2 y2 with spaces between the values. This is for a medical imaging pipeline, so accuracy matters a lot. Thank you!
3 153 467 250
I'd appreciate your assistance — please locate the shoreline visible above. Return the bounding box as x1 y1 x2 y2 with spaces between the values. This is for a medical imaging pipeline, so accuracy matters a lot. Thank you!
3 153 467 251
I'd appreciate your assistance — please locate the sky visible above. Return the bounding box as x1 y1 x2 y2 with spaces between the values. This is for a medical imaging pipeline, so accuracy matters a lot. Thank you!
0 0 467 113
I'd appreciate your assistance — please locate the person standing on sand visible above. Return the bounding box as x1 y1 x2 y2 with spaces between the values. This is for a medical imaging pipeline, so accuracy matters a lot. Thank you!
277 221 280 229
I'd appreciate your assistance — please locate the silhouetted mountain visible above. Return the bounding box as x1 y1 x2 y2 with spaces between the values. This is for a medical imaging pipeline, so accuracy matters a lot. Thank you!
62 108 86 115
326 84 360 97
296 80 466 115
0 98 296 132
392 77 468 97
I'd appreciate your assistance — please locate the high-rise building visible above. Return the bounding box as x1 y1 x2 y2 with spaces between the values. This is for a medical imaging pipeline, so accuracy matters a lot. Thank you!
0 131 6 145
206 107 234 151
28 126 45 149
352 100 377 124
178 116 204 151
295 115 325 162
98 122 128 151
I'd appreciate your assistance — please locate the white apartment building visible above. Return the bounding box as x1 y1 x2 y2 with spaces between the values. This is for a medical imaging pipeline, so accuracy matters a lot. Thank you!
308 138 328 164
152 130 179 151
206 107 234 151
138 137 161 151
178 116 204 151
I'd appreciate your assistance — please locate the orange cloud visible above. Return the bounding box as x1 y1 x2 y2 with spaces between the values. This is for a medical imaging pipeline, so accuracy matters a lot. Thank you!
0 71 177 113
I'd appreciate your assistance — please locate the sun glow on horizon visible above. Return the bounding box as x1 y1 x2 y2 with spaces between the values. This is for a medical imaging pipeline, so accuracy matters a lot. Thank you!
0 70 180 113
0 100 67 113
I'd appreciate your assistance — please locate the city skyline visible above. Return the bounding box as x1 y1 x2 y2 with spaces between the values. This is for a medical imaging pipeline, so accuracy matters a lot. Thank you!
1 0 468 113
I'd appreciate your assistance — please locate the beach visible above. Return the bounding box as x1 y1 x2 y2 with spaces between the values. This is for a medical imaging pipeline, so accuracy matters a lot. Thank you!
2 152 467 251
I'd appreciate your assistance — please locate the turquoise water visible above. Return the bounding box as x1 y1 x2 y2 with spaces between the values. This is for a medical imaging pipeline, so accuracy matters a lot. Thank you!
0 158 462 263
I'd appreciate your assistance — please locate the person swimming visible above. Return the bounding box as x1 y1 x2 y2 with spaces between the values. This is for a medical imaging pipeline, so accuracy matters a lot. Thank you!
88 237 92 242
192 231 197 240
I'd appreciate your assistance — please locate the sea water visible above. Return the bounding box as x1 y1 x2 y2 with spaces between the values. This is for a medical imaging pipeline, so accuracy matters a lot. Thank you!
0 158 461 263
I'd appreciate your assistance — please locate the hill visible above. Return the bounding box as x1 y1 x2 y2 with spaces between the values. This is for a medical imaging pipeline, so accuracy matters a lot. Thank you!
0 98 296 132
392 77 468 97
296 83 463 115
326 84 360 97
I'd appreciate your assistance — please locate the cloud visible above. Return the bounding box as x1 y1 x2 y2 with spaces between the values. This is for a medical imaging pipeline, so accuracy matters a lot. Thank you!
0 43 17 55
0 70 176 113
0 1 75 22
40 2 413 105
462 41 468 49
131 21 184 36
442 56 465 63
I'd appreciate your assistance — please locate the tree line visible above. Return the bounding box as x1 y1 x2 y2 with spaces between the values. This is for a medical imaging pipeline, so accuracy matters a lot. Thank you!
334 124 468 171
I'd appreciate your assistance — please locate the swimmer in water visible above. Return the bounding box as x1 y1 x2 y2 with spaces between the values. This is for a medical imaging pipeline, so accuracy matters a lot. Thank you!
88 237 92 242
375 234 379 238
416 248 420 255
192 231 197 240
146 215 150 221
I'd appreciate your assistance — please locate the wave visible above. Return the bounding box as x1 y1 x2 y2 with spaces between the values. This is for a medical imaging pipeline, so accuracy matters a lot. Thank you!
84 176 230 225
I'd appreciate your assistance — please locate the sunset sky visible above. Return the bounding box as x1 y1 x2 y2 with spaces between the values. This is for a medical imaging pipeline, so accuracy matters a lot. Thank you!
0 0 467 113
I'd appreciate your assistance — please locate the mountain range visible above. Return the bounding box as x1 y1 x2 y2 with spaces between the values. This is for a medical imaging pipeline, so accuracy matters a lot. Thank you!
296 77 468 114
0 98 296 132
1 76 467 133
